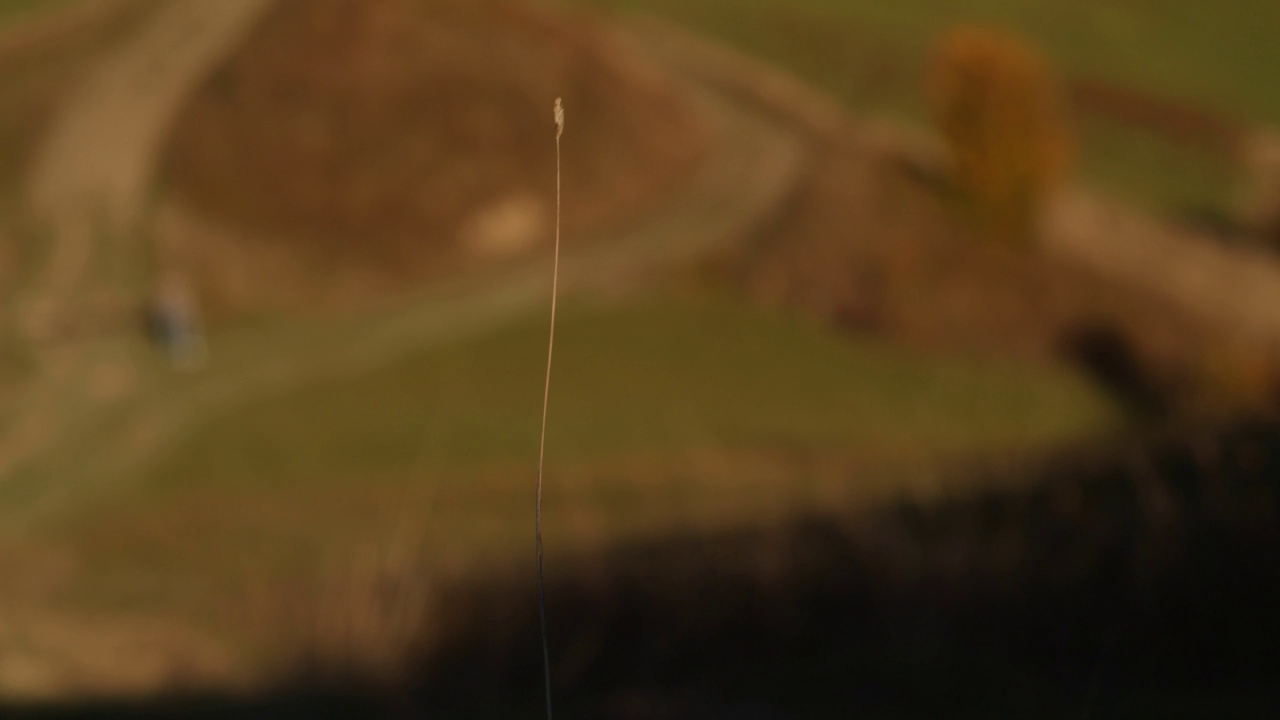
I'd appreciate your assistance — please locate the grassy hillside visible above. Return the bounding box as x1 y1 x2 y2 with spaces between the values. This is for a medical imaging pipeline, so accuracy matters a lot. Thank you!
580 0 1280 121
577 0 1264 213
135 292 1119 483
0 0 75 25
0 0 1156 684
18 291 1120 652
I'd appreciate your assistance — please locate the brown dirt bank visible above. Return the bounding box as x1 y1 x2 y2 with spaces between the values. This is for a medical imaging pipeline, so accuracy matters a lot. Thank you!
161 0 707 293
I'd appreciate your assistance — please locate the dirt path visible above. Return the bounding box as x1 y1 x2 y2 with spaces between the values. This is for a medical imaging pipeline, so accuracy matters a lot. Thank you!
3 67 810 534
0 11 809 695
0 3 811 534
0 2 299 694
0 0 275 484
20 0 273 339
25 0 274 236
1044 188 1280 349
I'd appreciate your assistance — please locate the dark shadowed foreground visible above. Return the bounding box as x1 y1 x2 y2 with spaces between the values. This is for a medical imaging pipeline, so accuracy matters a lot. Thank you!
4 416 1280 719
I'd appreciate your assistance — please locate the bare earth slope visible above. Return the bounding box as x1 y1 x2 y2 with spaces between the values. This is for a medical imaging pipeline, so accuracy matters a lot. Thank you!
161 0 708 304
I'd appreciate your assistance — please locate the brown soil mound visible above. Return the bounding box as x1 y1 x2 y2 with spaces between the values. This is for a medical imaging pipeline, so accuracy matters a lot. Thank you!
719 127 1251 417
161 0 705 289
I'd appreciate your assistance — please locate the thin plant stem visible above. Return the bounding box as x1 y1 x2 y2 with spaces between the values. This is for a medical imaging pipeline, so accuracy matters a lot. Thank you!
536 97 565 720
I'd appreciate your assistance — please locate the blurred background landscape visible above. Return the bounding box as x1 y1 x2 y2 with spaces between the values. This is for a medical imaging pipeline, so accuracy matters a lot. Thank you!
0 0 1278 716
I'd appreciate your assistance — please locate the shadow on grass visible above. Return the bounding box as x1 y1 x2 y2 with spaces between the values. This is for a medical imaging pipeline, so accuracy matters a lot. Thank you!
5 417 1280 718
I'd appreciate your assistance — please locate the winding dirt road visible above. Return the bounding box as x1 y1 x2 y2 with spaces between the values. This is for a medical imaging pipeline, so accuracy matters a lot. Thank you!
0 6 810 535
0 0 275 488
4 67 810 537
20 0 273 343
0 3 810 696
0 2 279 693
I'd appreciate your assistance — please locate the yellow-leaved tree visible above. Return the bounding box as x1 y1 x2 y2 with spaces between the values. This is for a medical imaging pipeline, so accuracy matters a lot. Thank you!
927 25 1072 247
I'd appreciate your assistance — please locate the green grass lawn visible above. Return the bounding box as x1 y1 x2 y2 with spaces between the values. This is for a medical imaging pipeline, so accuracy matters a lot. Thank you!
110 291 1120 497
581 0 1280 122
0 0 76 26
135 292 1121 481
576 0 1263 214
17 290 1121 652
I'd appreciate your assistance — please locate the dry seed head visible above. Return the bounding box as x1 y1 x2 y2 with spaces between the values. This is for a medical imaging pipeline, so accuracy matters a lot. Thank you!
554 97 565 139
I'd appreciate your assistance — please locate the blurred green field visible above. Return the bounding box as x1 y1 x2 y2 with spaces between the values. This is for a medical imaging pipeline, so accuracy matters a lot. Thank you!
0 0 1141 674
139 291 1119 482
16 290 1119 641
586 0 1280 120
0 0 1122 550
577 0 1263 214
0 0 74 25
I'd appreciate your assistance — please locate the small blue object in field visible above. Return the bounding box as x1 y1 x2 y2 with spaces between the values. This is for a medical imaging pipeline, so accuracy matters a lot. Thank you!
146 274 207 372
